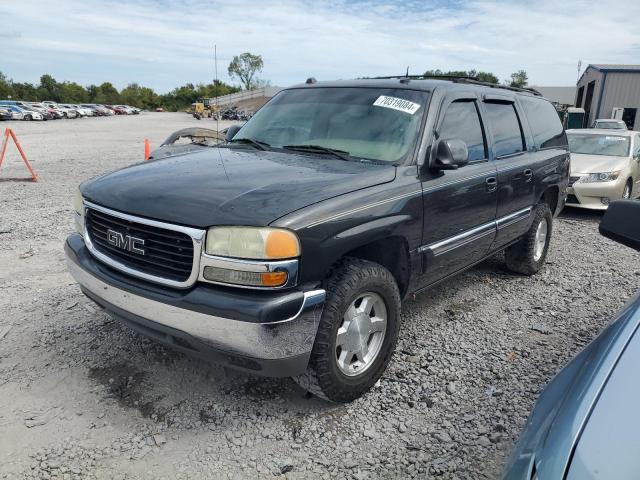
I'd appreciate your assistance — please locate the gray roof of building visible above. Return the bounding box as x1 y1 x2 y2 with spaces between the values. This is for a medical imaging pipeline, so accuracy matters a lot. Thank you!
590 64 640 72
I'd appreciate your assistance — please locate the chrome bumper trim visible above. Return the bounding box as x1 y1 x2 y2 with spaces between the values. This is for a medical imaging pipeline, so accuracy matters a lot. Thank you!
82 200 206 289
66 252 325 360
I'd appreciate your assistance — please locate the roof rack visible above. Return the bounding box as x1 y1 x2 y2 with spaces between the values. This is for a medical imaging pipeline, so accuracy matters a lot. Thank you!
366 74 543 97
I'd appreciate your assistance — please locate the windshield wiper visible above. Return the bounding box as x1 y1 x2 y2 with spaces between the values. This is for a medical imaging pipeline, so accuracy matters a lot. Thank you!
228 137 271 150
283 144 352 161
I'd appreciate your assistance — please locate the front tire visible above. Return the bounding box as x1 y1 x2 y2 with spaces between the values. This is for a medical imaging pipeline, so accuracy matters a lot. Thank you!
293 258 401 402
505 203 552 275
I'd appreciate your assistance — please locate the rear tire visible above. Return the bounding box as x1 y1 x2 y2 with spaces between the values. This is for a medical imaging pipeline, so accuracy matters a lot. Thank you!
25 115 32 121
505 203 552 275
293 257 401 402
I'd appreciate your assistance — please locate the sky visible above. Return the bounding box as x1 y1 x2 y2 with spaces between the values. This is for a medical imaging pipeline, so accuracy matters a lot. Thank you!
2 0 640 93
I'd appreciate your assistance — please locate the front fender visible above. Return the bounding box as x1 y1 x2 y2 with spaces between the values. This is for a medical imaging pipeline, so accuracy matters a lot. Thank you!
272 169 423 286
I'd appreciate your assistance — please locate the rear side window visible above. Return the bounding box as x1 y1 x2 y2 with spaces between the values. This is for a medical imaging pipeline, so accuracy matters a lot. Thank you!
438 100 487 162
520 96 567 149
484 102 525 157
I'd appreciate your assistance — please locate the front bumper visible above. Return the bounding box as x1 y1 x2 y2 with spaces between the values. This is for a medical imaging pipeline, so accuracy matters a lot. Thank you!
566 177 625 210
65 234 326 377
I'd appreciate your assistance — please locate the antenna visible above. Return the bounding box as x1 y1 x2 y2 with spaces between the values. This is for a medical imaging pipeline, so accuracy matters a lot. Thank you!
215 44 219 141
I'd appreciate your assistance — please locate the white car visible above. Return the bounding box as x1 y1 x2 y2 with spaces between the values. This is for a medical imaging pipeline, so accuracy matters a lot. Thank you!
63 104 94 117
592 119 627 130
4 105 43 121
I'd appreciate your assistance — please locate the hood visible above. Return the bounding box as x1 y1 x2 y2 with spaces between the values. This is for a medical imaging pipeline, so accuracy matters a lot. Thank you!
503 291 640 479
565 318 640 479
570 153 627 174
81 147 396 228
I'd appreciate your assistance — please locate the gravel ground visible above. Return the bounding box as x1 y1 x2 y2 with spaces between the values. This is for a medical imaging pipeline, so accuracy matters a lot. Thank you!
1 113 639 479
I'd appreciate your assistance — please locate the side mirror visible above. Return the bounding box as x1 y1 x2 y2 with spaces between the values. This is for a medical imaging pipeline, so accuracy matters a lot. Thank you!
225 124 242 142
599 200 640 251
431 138 469 170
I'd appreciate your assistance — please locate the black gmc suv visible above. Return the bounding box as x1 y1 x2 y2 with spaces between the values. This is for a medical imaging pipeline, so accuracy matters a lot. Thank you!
66 78 569 402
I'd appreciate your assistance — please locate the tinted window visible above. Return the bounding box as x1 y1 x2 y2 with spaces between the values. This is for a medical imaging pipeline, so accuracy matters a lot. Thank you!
520 96 567 149
484 102 525 157
438 100 486 161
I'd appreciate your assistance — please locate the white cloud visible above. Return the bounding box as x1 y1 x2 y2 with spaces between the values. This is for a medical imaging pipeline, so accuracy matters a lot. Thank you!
1 0 639 91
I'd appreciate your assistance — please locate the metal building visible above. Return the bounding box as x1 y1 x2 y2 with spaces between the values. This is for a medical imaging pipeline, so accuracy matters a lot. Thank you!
531 86 576 106
575 64 640 129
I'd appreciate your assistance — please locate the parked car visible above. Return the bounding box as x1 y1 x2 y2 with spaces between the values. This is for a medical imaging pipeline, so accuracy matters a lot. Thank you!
148 127 223 160
503 199 640 480
62 104 93 117
105 105 126 115
27 103 60 119
22 104 53 120
4 105 43 121
43 102 78 119
65 78 569 402
0 107 12 121
113 104 137 114
78 104 102 116
79 104 111 116
566 129 640 209
592 118 627 130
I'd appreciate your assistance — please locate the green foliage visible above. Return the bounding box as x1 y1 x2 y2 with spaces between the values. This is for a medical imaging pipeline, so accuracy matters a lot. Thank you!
509 70 528 88
0 72 239 111
424 69 499 84
228 52 264 90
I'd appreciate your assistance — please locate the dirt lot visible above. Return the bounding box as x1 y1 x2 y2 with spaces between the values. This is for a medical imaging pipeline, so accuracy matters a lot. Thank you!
1 113 639 479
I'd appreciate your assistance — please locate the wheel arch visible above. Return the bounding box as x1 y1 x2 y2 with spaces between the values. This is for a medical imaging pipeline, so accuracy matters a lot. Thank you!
538 185 560 216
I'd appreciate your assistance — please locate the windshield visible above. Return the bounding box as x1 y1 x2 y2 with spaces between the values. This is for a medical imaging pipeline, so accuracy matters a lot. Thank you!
567 133 630 157
233 87 429 163
595 121 625 129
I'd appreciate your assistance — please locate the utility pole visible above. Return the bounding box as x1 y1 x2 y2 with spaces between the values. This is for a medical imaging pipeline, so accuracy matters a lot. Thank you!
576 60 582 84
215 44 219 137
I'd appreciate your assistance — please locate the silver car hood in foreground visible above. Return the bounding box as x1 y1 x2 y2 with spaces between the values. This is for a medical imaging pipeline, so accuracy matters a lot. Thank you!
503 290 640 479
566 317 640 479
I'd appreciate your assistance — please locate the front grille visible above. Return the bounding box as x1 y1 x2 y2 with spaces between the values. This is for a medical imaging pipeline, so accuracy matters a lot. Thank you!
568 176 580 187
86 208 194 282
566 194 580 204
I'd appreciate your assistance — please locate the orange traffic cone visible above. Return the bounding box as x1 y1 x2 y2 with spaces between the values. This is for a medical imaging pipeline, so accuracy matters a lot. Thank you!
144 138 151 160
0 128 38 181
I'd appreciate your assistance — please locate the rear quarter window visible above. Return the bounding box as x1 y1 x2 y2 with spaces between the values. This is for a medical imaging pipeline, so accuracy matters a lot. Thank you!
520 96 567 149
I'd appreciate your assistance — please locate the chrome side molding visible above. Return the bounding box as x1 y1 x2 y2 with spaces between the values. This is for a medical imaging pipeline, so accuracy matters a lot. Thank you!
419 206 532 257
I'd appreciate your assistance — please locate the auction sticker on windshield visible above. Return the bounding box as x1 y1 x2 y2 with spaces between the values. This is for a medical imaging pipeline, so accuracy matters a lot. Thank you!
373 96 421 114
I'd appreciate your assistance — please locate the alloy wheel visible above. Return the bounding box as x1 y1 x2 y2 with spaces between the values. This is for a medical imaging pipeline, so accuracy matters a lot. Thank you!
533 218 548 262
335 291 387 377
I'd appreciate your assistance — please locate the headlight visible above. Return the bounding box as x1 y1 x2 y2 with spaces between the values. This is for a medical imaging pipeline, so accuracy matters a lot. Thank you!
580 171 620 183
205 226 300 260
73 187 85 235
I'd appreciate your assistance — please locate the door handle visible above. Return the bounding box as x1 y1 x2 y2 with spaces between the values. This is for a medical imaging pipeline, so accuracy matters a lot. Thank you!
523 169 533 182
486 176 497 193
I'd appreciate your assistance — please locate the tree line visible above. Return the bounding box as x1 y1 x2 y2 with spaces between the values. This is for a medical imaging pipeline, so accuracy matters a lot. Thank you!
0 72 241 111
0 52 268 111
423 69 529 88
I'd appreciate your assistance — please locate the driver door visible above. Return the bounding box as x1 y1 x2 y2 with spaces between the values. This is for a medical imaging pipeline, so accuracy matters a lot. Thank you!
419 93 498 286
